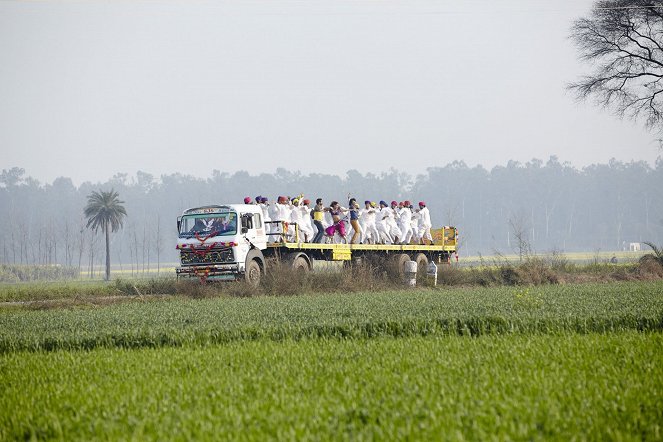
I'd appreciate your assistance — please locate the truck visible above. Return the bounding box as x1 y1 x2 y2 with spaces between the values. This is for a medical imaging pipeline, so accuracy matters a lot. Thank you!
176 204 458 285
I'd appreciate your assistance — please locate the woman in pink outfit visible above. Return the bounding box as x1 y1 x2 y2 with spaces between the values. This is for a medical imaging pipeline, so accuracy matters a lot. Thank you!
324 201 347 243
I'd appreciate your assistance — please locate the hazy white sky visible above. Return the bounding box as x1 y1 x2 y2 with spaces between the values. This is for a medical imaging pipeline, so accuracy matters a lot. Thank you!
0 0 659 185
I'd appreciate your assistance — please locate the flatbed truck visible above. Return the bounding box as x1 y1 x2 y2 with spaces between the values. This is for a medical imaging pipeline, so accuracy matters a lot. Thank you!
176 204 458 285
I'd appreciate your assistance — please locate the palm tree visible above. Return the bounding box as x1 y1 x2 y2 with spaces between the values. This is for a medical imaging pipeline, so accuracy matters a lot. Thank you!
84 189 127 280
641 242 663 267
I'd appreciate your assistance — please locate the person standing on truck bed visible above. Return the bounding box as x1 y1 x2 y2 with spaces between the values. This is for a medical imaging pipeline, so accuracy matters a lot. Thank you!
258 197 272 238
377 201 394 244
398 201 413 245
410 203 421 243
267 198 281 242
311 198 326 243
418 201 434 245
348 198 362 244
387 201 403 244
299 199 314 242
359 201 379 244
325 201 347 244
275 196 291 242
290 197 311 242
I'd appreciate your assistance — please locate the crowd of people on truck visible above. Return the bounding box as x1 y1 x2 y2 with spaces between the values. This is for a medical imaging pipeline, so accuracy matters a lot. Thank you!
242 195 434 245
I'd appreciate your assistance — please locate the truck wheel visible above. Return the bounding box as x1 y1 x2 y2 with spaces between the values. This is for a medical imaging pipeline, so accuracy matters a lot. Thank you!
284 252 311 273
292 256 310 273
245 259 262 287
390 253 411 276
414 253 429 273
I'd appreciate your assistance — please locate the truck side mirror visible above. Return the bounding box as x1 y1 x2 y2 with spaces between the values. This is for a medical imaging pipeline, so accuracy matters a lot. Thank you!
177 216 181 232
241 226 248 234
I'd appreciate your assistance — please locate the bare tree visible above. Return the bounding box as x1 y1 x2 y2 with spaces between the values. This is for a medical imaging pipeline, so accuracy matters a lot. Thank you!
155 214 162 275
134 228 140 276
569 1 663 129
77 220 86 277
88 230 97 279
508 214 532 262
62 220 74 266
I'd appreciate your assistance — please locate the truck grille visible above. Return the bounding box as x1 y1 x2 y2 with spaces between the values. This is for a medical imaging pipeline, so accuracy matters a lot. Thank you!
180 247 234 265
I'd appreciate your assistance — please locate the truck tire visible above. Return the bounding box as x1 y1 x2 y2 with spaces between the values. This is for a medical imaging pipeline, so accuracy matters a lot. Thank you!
284 252 311 273
245 259 262 286
292 256 310 273
245 249 265 287
414 253 429 273
390 253 411 276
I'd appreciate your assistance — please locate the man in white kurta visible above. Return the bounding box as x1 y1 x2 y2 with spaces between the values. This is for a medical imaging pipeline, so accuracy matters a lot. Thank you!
376 201 393 244
387 201 403 243
359 201 380 244
417 201 433 244
291 198 313 242
397 201 413 245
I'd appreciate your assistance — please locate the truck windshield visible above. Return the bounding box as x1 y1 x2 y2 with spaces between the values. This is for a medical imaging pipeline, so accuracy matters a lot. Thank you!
179 212 237 238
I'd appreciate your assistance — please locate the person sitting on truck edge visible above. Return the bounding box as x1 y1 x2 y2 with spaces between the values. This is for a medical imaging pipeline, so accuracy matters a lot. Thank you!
312 198 326 243
348 198 362 244
324 201 347 243
243 196 252 204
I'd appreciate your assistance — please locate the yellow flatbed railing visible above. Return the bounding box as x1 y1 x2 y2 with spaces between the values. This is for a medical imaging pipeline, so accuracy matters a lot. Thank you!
267 242 456 252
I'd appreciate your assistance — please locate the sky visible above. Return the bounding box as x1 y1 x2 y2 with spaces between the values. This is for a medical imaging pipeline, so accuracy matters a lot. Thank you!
0 0 659 185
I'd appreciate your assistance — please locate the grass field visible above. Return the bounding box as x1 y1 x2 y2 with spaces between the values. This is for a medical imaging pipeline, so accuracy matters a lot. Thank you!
1 280 662 440
1 281 662 352
1 333 661 441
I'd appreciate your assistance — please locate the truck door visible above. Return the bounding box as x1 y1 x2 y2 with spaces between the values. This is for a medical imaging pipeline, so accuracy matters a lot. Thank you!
241 213 267 248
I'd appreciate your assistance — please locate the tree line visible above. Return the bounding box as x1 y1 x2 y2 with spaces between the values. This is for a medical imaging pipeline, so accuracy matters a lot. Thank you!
0 157 661 274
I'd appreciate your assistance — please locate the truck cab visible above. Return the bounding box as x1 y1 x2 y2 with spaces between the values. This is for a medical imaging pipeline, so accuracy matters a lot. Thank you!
175 204 267 283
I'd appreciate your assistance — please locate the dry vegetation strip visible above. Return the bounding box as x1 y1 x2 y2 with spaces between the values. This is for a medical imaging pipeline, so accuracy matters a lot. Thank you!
1 257 662 305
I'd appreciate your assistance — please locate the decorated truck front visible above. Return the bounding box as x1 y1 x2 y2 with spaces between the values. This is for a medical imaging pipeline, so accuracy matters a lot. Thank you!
175 205 267 282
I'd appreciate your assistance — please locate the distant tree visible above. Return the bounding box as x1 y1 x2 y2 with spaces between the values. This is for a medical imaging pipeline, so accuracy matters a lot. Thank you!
569 1 663 130
0 167 25 187
84 189 127 280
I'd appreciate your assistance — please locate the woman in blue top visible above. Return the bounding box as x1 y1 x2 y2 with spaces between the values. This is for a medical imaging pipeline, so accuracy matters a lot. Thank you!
348 198 362 244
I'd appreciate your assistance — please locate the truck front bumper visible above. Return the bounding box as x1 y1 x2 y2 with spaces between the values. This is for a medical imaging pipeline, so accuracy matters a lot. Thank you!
176 263 242 280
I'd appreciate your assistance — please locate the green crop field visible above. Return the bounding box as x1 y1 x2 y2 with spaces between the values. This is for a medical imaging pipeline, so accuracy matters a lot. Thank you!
2 333 662 441
1 281 662 353
1 280 662 440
